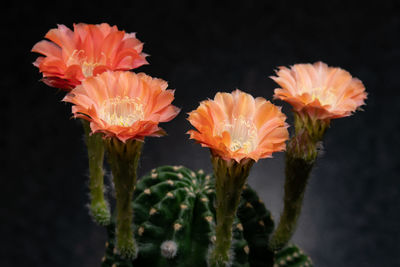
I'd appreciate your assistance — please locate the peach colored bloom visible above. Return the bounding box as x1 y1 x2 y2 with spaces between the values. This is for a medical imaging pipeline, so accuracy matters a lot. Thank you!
63 71 180 142
32 23 148 90
188 90 288 162
271 62 367 120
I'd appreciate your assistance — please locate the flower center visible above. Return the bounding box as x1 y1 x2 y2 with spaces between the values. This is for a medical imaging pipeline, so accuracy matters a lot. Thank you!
81 61 99 77
99 96 144 127
217 116 258 153
306 87 336 106
66 49 101 77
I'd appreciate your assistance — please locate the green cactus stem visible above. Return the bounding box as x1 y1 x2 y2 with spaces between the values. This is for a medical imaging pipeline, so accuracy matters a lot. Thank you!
269 113 329 251
105 138 143 259
81 119 111 226
209 156 254 267
102 165 276 267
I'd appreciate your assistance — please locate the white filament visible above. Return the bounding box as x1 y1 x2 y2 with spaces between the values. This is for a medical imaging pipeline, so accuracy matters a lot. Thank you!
303 87 336 106
99 96 144 126
66 49 105 77
216 116 258 153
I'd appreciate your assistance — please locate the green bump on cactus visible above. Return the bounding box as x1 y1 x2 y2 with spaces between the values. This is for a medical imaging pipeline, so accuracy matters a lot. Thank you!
273 244 313 267
103 165 276 267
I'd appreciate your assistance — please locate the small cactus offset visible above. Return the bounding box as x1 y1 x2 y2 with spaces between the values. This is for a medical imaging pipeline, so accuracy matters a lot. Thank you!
102 165 312 266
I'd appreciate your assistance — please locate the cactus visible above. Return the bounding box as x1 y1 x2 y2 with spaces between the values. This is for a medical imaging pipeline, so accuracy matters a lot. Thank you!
273 244 313 267
102 165 312 267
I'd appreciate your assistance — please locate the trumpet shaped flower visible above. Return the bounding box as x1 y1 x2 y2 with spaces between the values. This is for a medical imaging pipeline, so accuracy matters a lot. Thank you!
188 90 288 162
271 61 367 120
32 23 148 90
63 71 180 142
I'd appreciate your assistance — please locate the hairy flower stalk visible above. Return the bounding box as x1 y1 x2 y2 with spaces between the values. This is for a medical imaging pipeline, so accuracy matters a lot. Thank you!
269 62 367 251
105 138 143 259
81 119 111 226
210 155 254 267
187 90 288 266
269 114 328 251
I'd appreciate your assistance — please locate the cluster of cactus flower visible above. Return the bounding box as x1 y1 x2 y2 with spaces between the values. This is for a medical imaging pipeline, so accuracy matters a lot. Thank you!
32 23 367 267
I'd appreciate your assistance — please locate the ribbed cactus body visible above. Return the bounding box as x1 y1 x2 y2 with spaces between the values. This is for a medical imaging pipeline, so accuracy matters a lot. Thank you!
102 165 311 267
237 185 275 267
273 244 313 267
134 165 220 266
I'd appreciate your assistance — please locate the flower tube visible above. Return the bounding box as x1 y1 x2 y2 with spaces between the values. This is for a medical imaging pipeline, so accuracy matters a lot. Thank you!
269 62 367 251
64 71 179 258
188 90 288 266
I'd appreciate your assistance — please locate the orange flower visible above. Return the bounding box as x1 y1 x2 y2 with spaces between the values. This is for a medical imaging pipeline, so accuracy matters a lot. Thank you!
63 71 180 142
271 61 367 120
32 23 148 90
188 90 288 162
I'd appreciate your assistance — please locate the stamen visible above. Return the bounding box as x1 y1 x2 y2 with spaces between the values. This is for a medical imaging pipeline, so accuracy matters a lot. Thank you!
304 87 336 106
99 96 144 126
66 49 99 77
81 62 99 77
217 116 258 153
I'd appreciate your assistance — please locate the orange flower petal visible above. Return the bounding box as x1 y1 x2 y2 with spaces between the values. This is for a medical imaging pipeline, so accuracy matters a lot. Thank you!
32 40 62 58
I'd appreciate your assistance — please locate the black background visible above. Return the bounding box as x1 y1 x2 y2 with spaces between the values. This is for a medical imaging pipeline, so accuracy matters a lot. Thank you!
2 1 400 266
